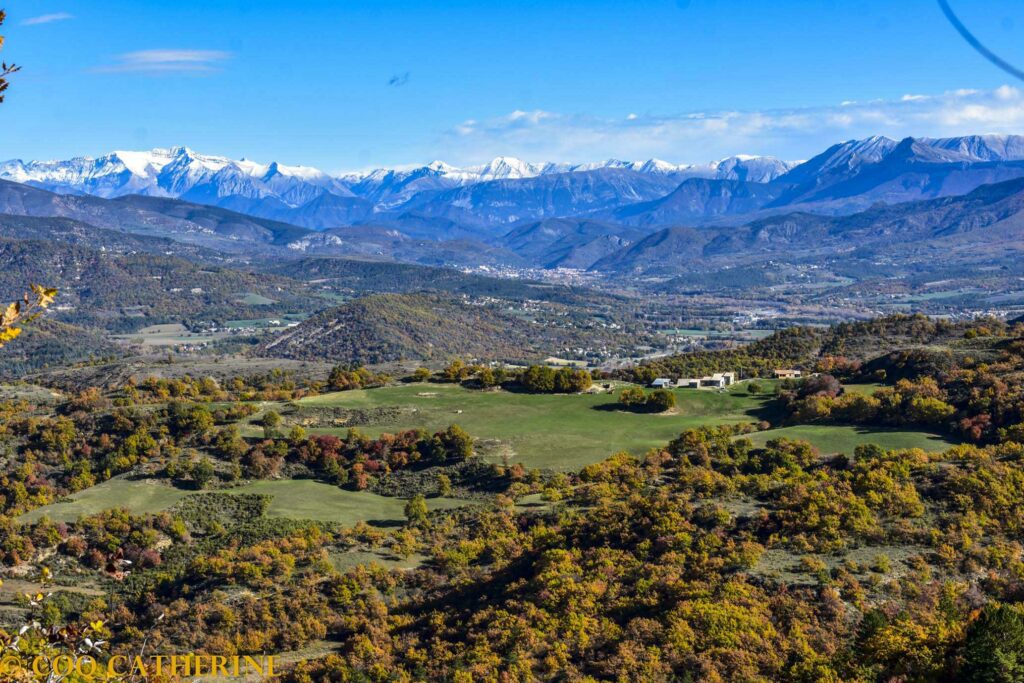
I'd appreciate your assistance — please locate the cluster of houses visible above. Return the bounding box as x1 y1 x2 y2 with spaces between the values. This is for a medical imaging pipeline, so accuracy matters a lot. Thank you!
650 368 803 390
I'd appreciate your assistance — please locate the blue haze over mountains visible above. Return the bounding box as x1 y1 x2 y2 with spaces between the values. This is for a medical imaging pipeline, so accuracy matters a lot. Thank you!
2 134 1024 277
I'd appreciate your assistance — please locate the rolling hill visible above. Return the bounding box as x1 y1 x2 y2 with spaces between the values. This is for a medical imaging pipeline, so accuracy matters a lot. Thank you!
258 292 636 364
265 256 623 306
0 237 316 333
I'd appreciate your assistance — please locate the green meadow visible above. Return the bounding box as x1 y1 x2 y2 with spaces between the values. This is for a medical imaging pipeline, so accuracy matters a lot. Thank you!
745 424 956 455
18 381 957 527
293 382 954 470
21 477 465 526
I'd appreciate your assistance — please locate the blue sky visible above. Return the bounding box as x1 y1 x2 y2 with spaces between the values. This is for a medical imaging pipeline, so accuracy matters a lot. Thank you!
3 0 1024 170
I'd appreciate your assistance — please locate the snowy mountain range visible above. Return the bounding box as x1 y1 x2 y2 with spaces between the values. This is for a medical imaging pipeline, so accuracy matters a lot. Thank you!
3 134 1024 233
0 146 795 211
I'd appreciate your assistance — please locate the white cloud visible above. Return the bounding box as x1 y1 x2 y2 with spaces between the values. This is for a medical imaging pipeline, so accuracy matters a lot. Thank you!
438 86 1024 164
21 12 73 26
95 50 232 74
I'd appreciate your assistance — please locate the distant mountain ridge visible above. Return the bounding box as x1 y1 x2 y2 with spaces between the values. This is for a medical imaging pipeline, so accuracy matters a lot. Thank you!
2 147 795 203
0 146 796 230
6 134 1024 278
590 175 1024 276
6 135 1024 235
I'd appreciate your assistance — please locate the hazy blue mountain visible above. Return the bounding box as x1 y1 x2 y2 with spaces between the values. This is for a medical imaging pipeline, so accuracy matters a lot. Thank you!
596 134 1024 228
396 169 681 233
589 226 709 274
593 176 1024 275
0 214 221 262
5 135 1024 241
0 179 314 252
281 224 526 268
599 178 785 226
769 135 1024 210
500 218 649 269
262 192 375 230
0 148 793 232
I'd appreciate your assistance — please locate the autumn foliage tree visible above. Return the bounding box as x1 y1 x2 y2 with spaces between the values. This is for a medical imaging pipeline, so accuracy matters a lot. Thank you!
0 17 57 354
0 285 57 350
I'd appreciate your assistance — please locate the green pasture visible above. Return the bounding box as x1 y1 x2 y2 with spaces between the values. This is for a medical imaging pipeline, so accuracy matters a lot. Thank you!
20 477 465 526
235 292 278 305
745 424 956 455
297 382 771 470
294 382 955 469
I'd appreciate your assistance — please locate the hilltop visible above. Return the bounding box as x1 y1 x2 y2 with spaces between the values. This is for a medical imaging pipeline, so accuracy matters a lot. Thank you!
258 292 633 364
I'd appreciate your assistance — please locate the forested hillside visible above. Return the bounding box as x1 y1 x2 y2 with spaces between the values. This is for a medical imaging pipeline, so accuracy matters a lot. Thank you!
1 316 1024 680
0 238 317 333
631 314 980 380
0 319 119 377
265 256 624 306
259 292 635 364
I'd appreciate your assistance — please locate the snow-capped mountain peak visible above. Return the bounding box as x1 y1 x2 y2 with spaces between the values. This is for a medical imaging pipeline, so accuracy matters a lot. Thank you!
636 158 683 174
0 146 806 225
4 134 1024 237
426 160 458 173
918 134 1024 163
0 146 341 205
474 156 541 181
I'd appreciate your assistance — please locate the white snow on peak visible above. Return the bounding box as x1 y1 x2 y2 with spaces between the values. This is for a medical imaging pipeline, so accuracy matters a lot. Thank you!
473 156 542 181
0 145 812 207
636 158 685 174
427 160 458 172
6 135 1024 215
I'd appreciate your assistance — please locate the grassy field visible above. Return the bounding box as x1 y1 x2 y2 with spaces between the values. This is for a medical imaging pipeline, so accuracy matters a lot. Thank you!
233 479 467 525
236 292 278 305
745 424 957 455
297 383 771 470
16 380 957 526
293 382 953 470
329 550 428 572
225 313 307 329
841 383 884 395
0 383 62 403
111 323 232 347
20 477 466 526
20 477 193 523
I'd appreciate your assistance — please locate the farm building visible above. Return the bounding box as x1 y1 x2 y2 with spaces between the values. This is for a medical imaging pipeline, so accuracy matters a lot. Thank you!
676 372 737 389
774 369 802 379
700 372 736 388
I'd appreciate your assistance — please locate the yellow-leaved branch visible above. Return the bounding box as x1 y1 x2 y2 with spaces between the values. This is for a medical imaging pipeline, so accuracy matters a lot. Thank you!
0 285 58 350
